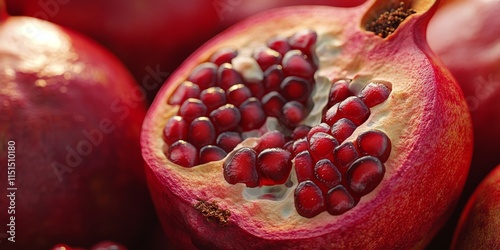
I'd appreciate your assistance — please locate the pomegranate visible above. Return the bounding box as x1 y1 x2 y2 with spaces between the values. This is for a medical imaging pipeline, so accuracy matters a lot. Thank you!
451 164 500 249
0 2 154 249
142 0 473 249
52 241 127 250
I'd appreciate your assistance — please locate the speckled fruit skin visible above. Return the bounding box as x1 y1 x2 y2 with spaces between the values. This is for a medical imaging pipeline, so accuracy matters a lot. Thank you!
451 165 500 250
0 3 154 250
141 0 473 249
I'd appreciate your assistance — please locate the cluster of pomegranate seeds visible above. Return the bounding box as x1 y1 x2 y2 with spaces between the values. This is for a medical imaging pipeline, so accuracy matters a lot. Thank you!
163 29 394 218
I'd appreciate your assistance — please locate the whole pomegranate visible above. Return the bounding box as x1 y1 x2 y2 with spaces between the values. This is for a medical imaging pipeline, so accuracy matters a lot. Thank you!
0 2 154 249
5 0 366 102
451 164 500 249
142 0 473 249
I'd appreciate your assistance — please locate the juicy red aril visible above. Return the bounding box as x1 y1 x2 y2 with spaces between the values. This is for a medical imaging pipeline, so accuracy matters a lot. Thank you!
294 151 315 182
199 145 227 164
330 118 357 143
292 138 309 156
200 87 226 111
282 50 315 79
294 180 325 218
223 147 259 187
239 97 266 131
255 130 286 153
168 81 201 105
356 130 391 163
179 98 208 123
227 84 252 107
216 131 243 153
257 148 292 185
246 81 265 99
346 156 385 196
217 63 244 91
280 76 311 102
308 132 339 160
291 125 312 140
314 159 341 187
334 142 359 171
209 104 241 132
337 96 371 126
163 116 188 145
168 140 198 168
328 79 352 106
262 91 286 118
288 29 318 56
267 36 291 55
188 117 216 148
188 62 217 90
326 185 357 216
253 47 282 71
263 65 284 92
282 101 306 127
210 47 238 66
359 82 391 107
307 123 331 141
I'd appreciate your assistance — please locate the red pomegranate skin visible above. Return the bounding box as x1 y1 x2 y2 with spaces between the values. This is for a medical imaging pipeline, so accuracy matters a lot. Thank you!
142 0 473 249
0 4 154 250
5 0 366 101
451 164 500 249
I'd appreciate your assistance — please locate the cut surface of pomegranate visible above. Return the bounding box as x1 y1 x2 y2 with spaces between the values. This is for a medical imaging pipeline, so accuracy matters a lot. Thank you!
141 0 473 248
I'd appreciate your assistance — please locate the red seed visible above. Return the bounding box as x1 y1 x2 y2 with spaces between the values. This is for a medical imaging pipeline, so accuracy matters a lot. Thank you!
356 130 391 162
257 148 292 185
292 138 309 156
326 185 357 215
227 84 252 107
179 98 208 123
294 180 325 218
163 116 188 145
216 131 243 152
200 87 226 111
199 145 227 164
188 117 216 148
308 132 339 160
188 62 217 90
253 47 282 71
262 91 286 118
223 147 259 187
291 125 312 140
359 82 391 107
282 50 315 79
263 65 284 92
330 118 357 143
209 104 241 132
168 81 201 105
307 123 331 141
246 81 265 99
324 103 340 126
210 47 238 66
239 97 266 131
217 63 244 90
255 130 286 153
333 142 359 171
293 151 314 182
289 29 318 56
280 76 311 102
346 156 385 197
314 159 342 187
328 79 352 106
167 140 198 168
267 36 291 56
337 96 371 126
282 101 306 127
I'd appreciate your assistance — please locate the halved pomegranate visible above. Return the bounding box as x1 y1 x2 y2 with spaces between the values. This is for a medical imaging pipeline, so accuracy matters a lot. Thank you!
142 0 473 248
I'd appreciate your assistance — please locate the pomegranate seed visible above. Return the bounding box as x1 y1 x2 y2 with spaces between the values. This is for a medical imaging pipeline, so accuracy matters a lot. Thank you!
308 132 339 160
216 131 243 152
168 81 201 105
187 62 217 90
267 36 291 55
326 185 357 215
239 97 266 131
179 98 208 123
346 156 385 196
257 148 292 185
337 96 371 126
289 29 317 56
292 138 309 156
328 79 352 106
223 147 259 187
254 130 286 153
333 142 359 171
209 104 241 132
294 180 325 218
253 47 282 71
199 145 227 164
200 87 226 111
324 103 340 126
282 50 315 79
217 63 244 91
330 118 357 143
262 91 286 118
291 125 312 140
293 151 314 182
307 123 331 141
314 159 342 187
263 65 284 92
246 81 265 99
359 82 391 107
284 140 294 154
282 101 306 127
280 76 311 102
227 84 252 107
167 140 198 168
188 117 216 148
356 130 391 162
210 47 238 66
163 116 188 145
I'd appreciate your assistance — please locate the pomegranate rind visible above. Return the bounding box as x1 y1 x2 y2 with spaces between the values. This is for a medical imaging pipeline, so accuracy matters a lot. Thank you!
141 0 473 248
